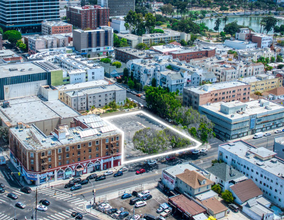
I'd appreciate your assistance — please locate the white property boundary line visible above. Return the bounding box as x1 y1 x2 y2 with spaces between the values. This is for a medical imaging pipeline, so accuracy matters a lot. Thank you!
104 111 202 165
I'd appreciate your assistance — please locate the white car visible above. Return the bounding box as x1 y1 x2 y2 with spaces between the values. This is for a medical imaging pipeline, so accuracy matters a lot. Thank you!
119 167 128 172
142 190 150 195
104 170 114 176
275 129 282 134
37 205 47 212
148 160 157 165
135 201 147 208
192 149 200 154
200 148 208 153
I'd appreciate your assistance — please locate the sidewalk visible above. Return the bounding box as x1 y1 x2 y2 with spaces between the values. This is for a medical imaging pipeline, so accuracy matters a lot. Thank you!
85 202 113 220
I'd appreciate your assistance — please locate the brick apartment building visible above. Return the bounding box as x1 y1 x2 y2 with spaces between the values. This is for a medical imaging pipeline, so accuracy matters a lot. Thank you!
42 21 73 35
9 115 122 185
67 5 109 30
183 81 250 110
169 48 216 62
235 28 272 48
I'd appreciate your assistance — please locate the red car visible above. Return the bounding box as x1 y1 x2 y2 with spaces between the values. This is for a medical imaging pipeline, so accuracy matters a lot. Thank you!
166 156 176 161
136 169 146 174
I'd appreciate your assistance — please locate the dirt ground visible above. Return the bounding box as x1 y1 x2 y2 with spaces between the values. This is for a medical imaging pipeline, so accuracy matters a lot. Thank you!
108 188 176 220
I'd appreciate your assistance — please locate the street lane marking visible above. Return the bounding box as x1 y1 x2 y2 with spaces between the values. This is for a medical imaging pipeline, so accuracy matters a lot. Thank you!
73 172 160 196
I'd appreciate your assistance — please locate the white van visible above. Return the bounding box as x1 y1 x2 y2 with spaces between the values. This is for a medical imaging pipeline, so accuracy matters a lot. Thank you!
253 132 263 139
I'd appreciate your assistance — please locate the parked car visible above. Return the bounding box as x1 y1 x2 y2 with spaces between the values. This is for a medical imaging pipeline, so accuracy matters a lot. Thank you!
136 168 146 174
192 149 200 154
121 193 132 199
147 160 157 165
132 191 138 197
71 212 83 219
200 148 208 153
39 200 50 206
275 129 282 134
7 193 18 200
264 132 271 137
104 170 114 176
160 203 170 210
135 201 147 208
21 186 32 194
64 182 75 188
130 197 141 205
119 167 128 172
114 171 123 177
166 156 175 161
96 175 106 181
87 174 97 180
37 205 47 211
0 187 5 193
119 212 129 219
108 208 118 214
0 183 5 188
80 179 89 185
72 178 81 183
228 204 239 213
70 184 82 191
15 202 26 209
142 194 152 200
160 209 171 217
156 216 166 220
143 214 156 220
156 207 164 213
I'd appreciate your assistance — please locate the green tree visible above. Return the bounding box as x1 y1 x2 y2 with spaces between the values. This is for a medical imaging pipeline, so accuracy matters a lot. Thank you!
212 184 222 194
214 18 221 34
136 43 149 50
198 122 214 143
0 27 3 35
114 33 121 47
180 39 187 46
100 58 111 63
261 16 278 34
145 13 156 34
221 190 234 203
160 4 174 15
19 43 27 51
123 68 129 79
271 56 275 63
189 127 197 137
151 78 157 87
120 38 129 47
3 30 22 45
224 21 241 36
277 55 283 62
223 16 228 26
112 61 122 68
128 79 135 89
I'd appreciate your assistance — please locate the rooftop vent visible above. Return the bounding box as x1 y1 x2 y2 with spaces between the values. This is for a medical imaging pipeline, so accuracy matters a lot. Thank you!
228 143 235 146
271 158 277 163
19 128 23 132
51 141 55 145
256 162 264 166
42 139 46 142
26 136 31 140
67 136 74 140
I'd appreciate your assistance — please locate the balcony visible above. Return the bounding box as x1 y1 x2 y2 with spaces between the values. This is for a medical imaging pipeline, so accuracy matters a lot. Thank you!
40 155 47 159
41 162 48 166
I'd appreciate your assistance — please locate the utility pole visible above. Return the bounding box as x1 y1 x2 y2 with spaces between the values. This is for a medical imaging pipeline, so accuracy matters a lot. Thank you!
35 188 38 220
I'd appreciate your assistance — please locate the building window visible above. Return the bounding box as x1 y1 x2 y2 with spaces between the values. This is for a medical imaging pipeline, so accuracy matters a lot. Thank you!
31 160 34 165
78 144 81 149
58 148 62 153
96 141 99 145
41 152 45 157
30 152 34 158
58 155 61 160
89 155 92 159
96 147 99 151
106 145 108 149
117 149 119 153
48 165 51 169
106 152 109 156
66 160 69 164
106 138 109 143
48 151 51 156
66 147 70 152
78 151 81 156
59 162 62 166
66 153 69 158
89 142 92 147
96 154 99 157
89 149 91 153
78 158 81 162
116 136 119 141
48 158 51 162
31 166 34 171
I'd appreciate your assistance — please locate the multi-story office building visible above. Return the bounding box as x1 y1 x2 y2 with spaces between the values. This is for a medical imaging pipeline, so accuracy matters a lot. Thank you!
183 81 250 110
274 137 284 160
115 47 160 63
199 99 284 140
218 140 284 208
117 30 190 48
66 5 109 30
98 0 134 16
0 0 60 33
9 114 122 185
42 21 73 35
64 84 126 111
73 27 114 57
239 74 282 93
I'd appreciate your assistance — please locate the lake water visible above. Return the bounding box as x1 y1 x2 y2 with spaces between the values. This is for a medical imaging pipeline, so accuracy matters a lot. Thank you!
199 16 284 34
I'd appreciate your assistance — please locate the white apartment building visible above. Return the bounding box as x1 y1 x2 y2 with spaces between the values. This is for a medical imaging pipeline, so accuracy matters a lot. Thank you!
238 48 275 62
127 56 204 93
224 40 257 50
218 140 284 208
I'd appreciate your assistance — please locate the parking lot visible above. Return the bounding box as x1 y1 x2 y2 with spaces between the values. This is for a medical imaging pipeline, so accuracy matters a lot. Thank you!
108 188 176 220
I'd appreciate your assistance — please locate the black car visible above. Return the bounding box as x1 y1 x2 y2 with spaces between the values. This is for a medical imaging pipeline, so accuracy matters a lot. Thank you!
143 214 156 220
39 200 50 206
15 202 26 209
0 187 5 193
7 193 18 200
113 171 123 177
119 212 129 219
72 178 81 183
21 186 32 194
95 175 106 181
80 179 89 185
228 204 239 213
132 191 138 197
71 212 83 219
0 183 5 188
87 174 97 180
108 208 118 214
142 194 152 200
64 182 75 188
129 197 141 205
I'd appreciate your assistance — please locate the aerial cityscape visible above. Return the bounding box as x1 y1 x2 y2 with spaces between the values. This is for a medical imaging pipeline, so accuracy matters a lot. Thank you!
0 0 284 219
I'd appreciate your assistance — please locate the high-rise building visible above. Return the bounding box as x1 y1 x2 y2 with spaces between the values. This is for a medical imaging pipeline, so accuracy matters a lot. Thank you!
98 0 134 16
73 26 114 57
0 0 60 34
66 5 109 30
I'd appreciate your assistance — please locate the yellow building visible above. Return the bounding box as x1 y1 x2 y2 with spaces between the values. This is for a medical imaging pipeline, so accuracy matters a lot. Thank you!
239 74 282 93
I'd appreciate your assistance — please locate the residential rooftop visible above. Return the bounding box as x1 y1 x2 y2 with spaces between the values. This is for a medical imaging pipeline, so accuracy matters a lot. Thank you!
206 163 245 182
200 99 284 120
0 96 79 127
117 29 184 40
10 114 121 151
68 5 108 10
42 20 72 27
170 46 215 55
239 74 275 84
219 140 284 180
115 47 160 58
56 80 109 91
184 81 247 94
0 62 47 78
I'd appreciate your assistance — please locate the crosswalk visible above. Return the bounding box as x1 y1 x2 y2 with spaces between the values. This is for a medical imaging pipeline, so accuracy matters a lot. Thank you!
38 188 86 207
40 208 83 220
0 189 26 204
0 212 13 220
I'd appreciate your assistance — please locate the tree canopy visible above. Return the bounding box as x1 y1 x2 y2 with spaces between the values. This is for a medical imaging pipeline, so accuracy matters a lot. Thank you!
261 16 278 34
3 30 22 44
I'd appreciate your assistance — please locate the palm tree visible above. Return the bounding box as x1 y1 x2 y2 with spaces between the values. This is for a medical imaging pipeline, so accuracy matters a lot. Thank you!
223 16 228 26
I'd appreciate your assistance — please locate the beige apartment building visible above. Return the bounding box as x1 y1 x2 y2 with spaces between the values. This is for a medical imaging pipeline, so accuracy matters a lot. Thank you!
183 81 250 110
239 74 282 93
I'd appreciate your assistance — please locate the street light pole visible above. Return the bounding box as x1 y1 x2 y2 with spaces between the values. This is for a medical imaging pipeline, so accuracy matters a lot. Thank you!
35 187 38 220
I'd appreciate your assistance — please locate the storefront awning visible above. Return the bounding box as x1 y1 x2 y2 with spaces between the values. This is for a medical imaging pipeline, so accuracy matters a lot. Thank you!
76 167 84 171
